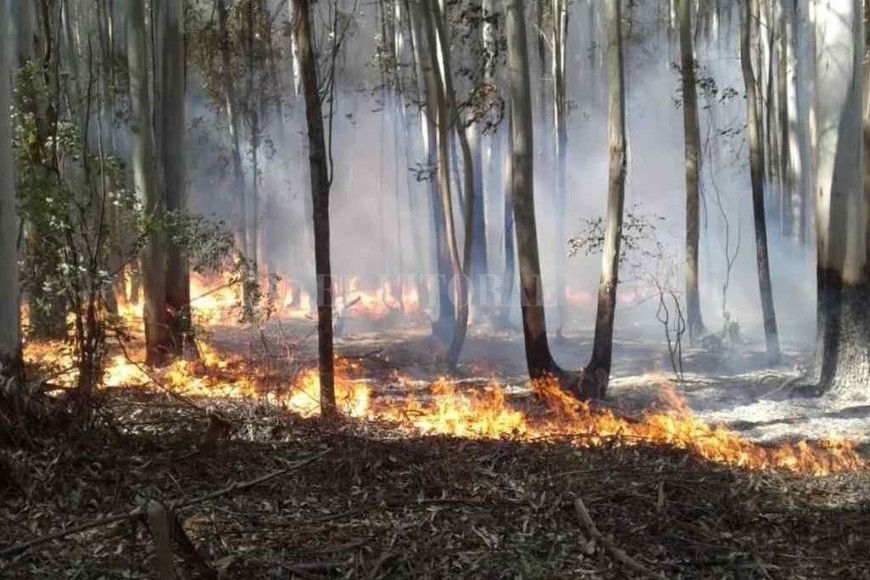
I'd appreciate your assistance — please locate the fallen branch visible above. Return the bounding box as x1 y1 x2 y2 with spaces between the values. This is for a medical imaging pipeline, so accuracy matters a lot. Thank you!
0 449 331 559
573 498 665 580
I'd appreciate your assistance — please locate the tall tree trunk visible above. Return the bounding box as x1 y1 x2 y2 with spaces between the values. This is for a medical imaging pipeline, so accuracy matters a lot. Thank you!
156 0 193 357
294 0 336 415
552 0 568 338
423 1 475 370
432 3 477 370
217 0 248 261
0 0 22 376
677 0 705 339
785 0 807 244
407 0 454 343
584 0 628 399
741 0 781 364
777 0 792 238
812 0 868 396
246 0 260 269
469 124 488 319
506 0 563 381
126 0 170 366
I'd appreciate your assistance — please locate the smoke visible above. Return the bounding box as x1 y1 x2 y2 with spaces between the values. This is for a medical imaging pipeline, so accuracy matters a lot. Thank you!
183 0 816 356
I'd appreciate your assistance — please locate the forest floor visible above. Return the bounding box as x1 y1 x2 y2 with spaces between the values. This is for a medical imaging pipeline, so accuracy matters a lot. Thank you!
2 317 869 579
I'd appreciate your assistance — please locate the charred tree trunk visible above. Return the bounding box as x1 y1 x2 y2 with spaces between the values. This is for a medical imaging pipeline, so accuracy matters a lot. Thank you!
677 0 705 339
811 0 869 397
126 0 170 366
294 0 336 415
741 0 781 365
584 0 628 399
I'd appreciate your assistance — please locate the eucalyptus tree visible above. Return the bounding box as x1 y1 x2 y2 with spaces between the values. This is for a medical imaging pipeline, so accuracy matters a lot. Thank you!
216 0 248 261
740 0 781 364
294 0 337 415
126 0 171 365
552 0 569 337
407 0 455 343
583 0 628 399
155 0 194 356
505 0 565 382
677 0 705 339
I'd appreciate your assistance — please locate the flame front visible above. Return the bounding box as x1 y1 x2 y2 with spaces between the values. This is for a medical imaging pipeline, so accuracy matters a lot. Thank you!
24 336 866 476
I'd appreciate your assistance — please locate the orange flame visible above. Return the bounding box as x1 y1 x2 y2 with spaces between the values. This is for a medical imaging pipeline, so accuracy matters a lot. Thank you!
23 338 866 476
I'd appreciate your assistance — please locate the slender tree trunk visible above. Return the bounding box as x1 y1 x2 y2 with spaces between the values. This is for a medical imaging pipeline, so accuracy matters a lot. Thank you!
552 0 568 337
785 0 806 245
812 0 869 396
741 0 781 364
436 3 475 369
246 0 260 269
506 0 563 381
423 2 474 370
777 0 792 238
677 0 705 339
408 0 454 342
217 0 248 260
584 0 627 399
126 0 170 366
0 0 22 376
156 0 193 357
294 0 336 415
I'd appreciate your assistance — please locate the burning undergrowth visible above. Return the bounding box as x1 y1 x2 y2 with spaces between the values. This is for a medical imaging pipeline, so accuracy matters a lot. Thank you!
22 327 866 477
7 316 870 579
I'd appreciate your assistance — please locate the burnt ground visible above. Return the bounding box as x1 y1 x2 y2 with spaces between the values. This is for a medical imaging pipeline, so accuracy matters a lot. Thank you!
2 316 869 579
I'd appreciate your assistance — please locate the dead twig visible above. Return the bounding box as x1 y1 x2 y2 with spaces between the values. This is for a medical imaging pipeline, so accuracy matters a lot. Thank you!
573 498 665 580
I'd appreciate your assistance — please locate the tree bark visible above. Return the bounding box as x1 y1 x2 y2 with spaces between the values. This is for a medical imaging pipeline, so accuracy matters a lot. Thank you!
126 0 170 366
677 0 705 339
584 0 628 399
156 0 193 357
506 0 562 380
812 0 868 397
294 0 336 415
0 0 22 376
741 0 781 365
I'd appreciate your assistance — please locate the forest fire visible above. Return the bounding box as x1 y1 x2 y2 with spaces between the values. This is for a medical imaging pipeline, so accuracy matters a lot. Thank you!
25 337 862 476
